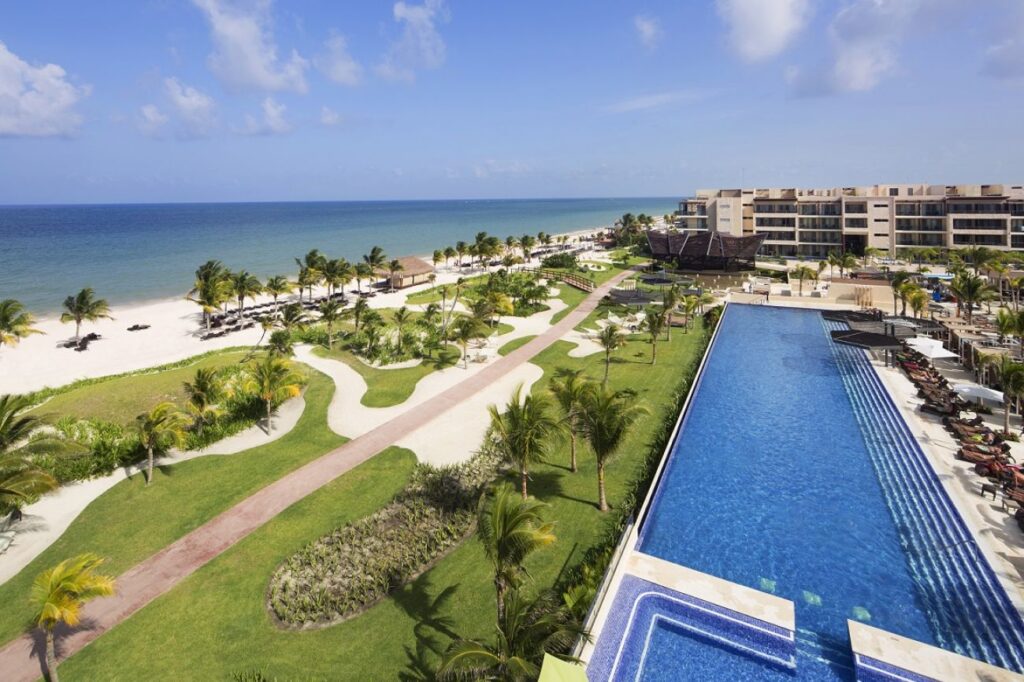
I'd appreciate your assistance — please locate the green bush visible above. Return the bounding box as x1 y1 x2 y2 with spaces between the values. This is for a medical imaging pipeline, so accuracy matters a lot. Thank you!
267 449 502 628
541 252 579 270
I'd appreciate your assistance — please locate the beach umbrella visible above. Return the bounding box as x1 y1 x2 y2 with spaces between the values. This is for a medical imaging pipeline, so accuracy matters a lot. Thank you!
906 336 943 349
913 344 959 360
953 384 1004 403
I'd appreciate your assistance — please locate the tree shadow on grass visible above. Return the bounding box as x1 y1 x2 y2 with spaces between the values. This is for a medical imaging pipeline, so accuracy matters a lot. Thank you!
29 617 100 681
394 578 462 682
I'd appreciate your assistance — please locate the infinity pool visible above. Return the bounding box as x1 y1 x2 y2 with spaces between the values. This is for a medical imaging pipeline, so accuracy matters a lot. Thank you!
632 304 1024 680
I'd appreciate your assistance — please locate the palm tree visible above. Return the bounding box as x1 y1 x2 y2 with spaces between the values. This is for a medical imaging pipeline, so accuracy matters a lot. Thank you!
451 316 487 369
188 276 229 332
363 246 387 287
838 252 859 278
31 554 115 682
387 258 405 292
597 323 626 385
349 297 369 332
244 355 302 430
268 330 294 357
661 286 679 341
474 483 556 623
294 249 327 301
229 271 263 319
0 395 77 512
643 307 666 364
0 451 58 514
432 250 443 271
896 280 919 317
826 251 841 280
182 368 223 428
549 368 595 473
278 303 307 332
318 300 343 350
136 402 189 486
321 258 352 299
437 590 584 681
682 296 699 331
789 265 815 296
983 353 1024 436
908 288 929 318
0 299 43 350
950 271 991 323
488 384 561 499
519 235 536 263
263 276 293 315
890 271 913 316
60 288 112 341
393 306 412 354
580 386 647 511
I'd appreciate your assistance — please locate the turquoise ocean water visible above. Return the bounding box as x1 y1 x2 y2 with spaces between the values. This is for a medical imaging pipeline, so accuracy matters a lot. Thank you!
0 197 676 314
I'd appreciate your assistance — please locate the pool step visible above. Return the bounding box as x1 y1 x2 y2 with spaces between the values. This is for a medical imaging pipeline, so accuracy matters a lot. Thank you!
822 317 1024 672
795 628 856 672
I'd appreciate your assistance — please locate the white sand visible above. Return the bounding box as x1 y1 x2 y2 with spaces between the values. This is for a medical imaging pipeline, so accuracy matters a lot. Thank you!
0 395 305 585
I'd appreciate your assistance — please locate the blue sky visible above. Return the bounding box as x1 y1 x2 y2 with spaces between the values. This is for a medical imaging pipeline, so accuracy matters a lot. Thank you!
0 0 1022 204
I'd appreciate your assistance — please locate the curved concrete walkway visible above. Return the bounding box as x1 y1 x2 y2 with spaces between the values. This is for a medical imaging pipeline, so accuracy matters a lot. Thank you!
0 396 305 585
0 270 633 682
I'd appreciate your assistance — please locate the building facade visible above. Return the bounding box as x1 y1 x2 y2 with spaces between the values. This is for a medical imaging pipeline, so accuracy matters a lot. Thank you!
675 184 1024 259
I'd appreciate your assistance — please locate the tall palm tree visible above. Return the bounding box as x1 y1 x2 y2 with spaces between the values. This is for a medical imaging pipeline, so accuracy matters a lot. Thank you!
352 262 373 294
182 368 223 429
488 384 561 499
244 355 302 430
661 286 679 341
451 316 487 368
580 386 647 512
277 303 308 332
387 259 405 292
475 483 556 623
682 295 699 331
950 271 991 323
60 288 112 341
826 251 841 280
519 235 536 263
908 288 929 318
136 402 189 486
187 276 230 332
432 250 443 271
229 271 263 318
268 330 294 357
838 252 859 278
983 354 1024 436
597 323 626 385
318 299 343 350
896 280 919 317
643 307 666 364
393 306 412 354
789 265 815 296
889 271 913 316
263 276 293 315
0 299 43 350
348 297 369 332
455 241 468 267
548 368 595 473
437 590 584 681
31 554 115 682
443 246 456 267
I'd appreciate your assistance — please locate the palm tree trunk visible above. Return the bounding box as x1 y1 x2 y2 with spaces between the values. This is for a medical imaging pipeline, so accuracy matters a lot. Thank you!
146 445 154 486
75 319 81 341
266 399 273 431
45 629 59 682
1006 397 1012 436
598 462 608 512
495 577 506 626
603 352 610 384
666 312 672 341
651 339 657 365
569 431 577 473
520 467 528 499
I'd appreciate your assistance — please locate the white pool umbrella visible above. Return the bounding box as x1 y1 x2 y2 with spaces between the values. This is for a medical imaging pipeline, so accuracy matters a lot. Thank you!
906 336 942 349
913 344 959 360
953 384 1004 403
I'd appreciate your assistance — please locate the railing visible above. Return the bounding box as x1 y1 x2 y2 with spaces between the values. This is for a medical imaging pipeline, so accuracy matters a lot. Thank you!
522 267 596 292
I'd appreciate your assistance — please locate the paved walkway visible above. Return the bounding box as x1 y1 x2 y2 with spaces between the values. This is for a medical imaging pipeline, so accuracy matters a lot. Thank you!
0 270 632 681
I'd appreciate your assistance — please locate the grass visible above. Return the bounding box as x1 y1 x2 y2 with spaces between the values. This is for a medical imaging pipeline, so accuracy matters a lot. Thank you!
498 335 536 356
0 369 344 648
27 349 251 425
404 275 488 306
57 318 708 679
313 345 460 408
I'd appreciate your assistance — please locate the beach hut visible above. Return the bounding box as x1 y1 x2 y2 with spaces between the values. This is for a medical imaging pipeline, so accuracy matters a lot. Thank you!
381 256 434 289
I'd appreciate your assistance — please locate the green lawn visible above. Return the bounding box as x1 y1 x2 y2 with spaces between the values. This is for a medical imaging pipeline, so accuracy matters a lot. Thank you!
404 275 488 306
313 345 460 407
58 320 708 679
28 349 251 425
498 335 536 356
0 370 343 647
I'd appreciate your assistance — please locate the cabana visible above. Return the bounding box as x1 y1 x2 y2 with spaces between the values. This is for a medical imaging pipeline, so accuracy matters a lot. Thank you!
830 329 905 366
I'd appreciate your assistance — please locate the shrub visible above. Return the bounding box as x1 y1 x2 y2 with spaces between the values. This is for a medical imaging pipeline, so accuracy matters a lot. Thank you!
541 252 579 270
267 449 502 628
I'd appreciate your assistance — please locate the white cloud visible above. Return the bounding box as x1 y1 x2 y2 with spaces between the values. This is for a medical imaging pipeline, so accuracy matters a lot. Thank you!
634 15 662 50
787 0 948 95
137 104 169 136
604 90 713 113
716 0 811 61
983 4 1024 80
0 41 89 137
241 96 291 135
192 0 308 93
376 0 449 81
320 105 341 126
316 33 362 86
164 77 217 137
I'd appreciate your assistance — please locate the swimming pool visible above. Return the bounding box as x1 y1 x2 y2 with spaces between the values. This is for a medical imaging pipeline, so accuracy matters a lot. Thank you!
620 304 1024 680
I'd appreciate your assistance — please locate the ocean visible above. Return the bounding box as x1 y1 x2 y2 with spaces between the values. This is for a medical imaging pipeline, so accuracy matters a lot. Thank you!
0 197 676 314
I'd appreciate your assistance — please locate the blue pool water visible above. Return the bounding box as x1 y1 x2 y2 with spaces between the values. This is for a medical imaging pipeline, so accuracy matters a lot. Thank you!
631 304 1024 680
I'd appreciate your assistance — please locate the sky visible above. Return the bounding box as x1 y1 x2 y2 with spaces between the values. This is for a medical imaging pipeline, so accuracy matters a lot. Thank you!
0 0 1022 204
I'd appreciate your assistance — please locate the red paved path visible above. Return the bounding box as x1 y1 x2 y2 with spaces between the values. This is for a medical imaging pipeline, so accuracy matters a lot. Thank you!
0 270 632 681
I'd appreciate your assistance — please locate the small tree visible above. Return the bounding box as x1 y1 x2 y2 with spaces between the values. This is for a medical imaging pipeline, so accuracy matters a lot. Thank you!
643 307 667 364
60 288 113 341
136 402 189 486
318 300 343 350
580 387 647 511
243 356 303 431
548 368 595 473
488 384 561 499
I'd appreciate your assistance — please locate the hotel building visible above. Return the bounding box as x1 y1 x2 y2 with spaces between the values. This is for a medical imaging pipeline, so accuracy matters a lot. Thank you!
674 184 1024 259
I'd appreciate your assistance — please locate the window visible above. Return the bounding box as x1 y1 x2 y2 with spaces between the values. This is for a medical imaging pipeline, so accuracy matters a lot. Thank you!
845 202 867 214
845 218 868 228
953 218 1007 230
873 203 888 209
873 218 889 223
889 188 899 196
